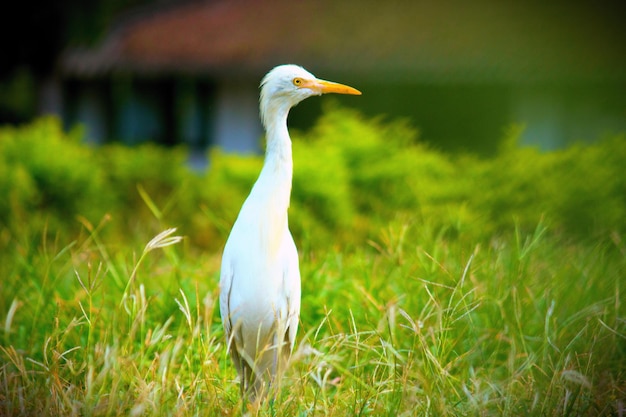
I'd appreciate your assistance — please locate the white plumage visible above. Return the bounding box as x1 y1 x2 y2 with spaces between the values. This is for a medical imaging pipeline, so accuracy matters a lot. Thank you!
219 64 360 402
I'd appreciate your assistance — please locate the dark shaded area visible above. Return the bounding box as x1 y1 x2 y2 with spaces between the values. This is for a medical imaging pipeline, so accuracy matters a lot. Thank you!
1 0 625 154
63 75 216 147
0 0 155 123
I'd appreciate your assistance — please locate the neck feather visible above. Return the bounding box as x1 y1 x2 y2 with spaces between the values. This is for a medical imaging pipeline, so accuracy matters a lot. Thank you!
261 100 293 175
251 101 293 216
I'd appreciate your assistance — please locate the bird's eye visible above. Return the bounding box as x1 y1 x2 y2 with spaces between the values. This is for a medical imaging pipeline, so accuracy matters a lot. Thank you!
293 78 303 86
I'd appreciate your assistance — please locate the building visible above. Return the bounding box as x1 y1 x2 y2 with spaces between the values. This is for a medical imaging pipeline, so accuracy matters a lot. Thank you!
50 0 626 159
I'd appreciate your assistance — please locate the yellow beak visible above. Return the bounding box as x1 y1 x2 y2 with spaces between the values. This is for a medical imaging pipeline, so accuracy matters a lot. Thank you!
309 79 362 95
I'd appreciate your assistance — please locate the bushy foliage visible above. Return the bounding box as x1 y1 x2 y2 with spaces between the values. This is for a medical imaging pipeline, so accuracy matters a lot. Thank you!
470 127 626 237
294 105 626 242
0 111 624 248
299 106 468 237
0 118 109 234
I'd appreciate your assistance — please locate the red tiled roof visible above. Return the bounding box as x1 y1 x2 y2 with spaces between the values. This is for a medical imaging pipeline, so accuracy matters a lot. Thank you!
61 0 626 83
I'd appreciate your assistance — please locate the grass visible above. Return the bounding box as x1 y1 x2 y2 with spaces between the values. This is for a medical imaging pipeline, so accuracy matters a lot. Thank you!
1 213 624 416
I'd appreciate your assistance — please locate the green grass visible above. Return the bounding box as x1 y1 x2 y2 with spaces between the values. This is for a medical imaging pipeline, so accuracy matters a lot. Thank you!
0 115 624 415
1 215 624 416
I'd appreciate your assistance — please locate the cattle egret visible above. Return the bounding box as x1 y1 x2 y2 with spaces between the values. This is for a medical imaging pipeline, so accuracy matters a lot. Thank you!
219 65 361 403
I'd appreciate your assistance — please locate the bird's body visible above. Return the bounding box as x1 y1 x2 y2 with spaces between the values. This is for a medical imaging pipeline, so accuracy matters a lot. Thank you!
219 65 360 403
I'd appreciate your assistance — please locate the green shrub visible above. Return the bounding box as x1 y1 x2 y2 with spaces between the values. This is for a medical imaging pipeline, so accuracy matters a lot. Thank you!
0 113 624 248
291 135 354 244
0 117 110 233
471 128 626 237
547 136 626 235
96 142 190 239
99 143 187 208
305 106 423 215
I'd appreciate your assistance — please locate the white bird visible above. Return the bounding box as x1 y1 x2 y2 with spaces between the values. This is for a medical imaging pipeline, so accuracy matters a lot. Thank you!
219 64 361 403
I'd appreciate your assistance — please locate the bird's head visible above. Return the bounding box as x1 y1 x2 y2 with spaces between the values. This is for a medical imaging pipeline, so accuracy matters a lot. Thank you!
260 64 361 129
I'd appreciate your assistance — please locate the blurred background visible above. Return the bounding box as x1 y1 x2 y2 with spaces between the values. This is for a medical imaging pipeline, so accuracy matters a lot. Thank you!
1 0 626 249
2 0 625 158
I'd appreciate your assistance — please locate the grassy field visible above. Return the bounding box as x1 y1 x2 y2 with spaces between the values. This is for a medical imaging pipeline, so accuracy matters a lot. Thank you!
0 217 624 416
0 115 625 415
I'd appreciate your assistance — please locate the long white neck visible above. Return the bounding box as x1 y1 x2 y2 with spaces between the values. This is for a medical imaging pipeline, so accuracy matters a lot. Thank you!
261 102 293 183
246 100 293 227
